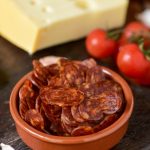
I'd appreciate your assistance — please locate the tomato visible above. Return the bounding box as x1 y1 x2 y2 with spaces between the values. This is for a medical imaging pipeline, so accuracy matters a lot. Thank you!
134 65 150 85
117 43 150 78
119 21 150 48
86 29 118 59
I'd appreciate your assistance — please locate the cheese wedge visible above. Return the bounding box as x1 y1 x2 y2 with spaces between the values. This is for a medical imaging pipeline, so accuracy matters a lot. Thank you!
0 0 129 54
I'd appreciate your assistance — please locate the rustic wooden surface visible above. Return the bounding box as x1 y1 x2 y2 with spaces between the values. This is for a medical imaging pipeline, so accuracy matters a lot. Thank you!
0 1 150 150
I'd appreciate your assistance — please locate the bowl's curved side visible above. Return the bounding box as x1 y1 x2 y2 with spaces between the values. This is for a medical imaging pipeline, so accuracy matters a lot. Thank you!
15 120 129 150
9 66 134 146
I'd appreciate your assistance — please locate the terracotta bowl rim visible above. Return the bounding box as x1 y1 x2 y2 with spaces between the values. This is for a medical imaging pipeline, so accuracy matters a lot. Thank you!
9 66 134 145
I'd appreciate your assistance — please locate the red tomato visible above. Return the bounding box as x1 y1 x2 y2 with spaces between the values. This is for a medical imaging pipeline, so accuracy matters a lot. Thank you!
117 43 150 78
119 21 150 48
86 29 117 59
134 66 150 85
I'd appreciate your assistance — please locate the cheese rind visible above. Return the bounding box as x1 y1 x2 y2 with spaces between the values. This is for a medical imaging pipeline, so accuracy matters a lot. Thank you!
0 0 129 54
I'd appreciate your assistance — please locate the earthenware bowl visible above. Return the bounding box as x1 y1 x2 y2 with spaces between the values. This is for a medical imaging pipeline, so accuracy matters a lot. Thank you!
10 66 134 150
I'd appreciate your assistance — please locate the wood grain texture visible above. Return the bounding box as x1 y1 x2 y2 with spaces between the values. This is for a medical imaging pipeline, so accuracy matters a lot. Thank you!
0 1 150 150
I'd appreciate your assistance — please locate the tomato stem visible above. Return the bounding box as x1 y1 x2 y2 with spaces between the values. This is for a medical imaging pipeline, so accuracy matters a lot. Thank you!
139 42 150 61
107 29 123 40
143 49 150 55
129 34 144 45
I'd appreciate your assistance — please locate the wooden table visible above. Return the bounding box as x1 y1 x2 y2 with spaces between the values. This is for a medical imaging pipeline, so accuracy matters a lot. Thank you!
0 1 150 149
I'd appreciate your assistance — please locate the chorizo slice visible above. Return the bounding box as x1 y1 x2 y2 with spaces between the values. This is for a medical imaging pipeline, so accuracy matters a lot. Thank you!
61 120 74 134
86 66 105 84
48 75 70 88
42 102 63 135
94 114 118 132
98 80 123 94
19 101 29 120
79 80 123 98
71 105 85 123
40 87 84 107
47 64 60 76
71 125 94 136
79 83 101 98
61 107 78 127
60 60 86 86
25 109 44 131
99 91 123 115
32 60 50 84
35 96 42 113
81 58 97 68
42 102 61 122
29 73 45 88
50 122 65 136
79 98 104 121
40 105 51 132
19 80 37 110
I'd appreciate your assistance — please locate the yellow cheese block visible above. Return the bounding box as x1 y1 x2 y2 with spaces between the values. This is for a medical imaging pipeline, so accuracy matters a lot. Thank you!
0 0 129 54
